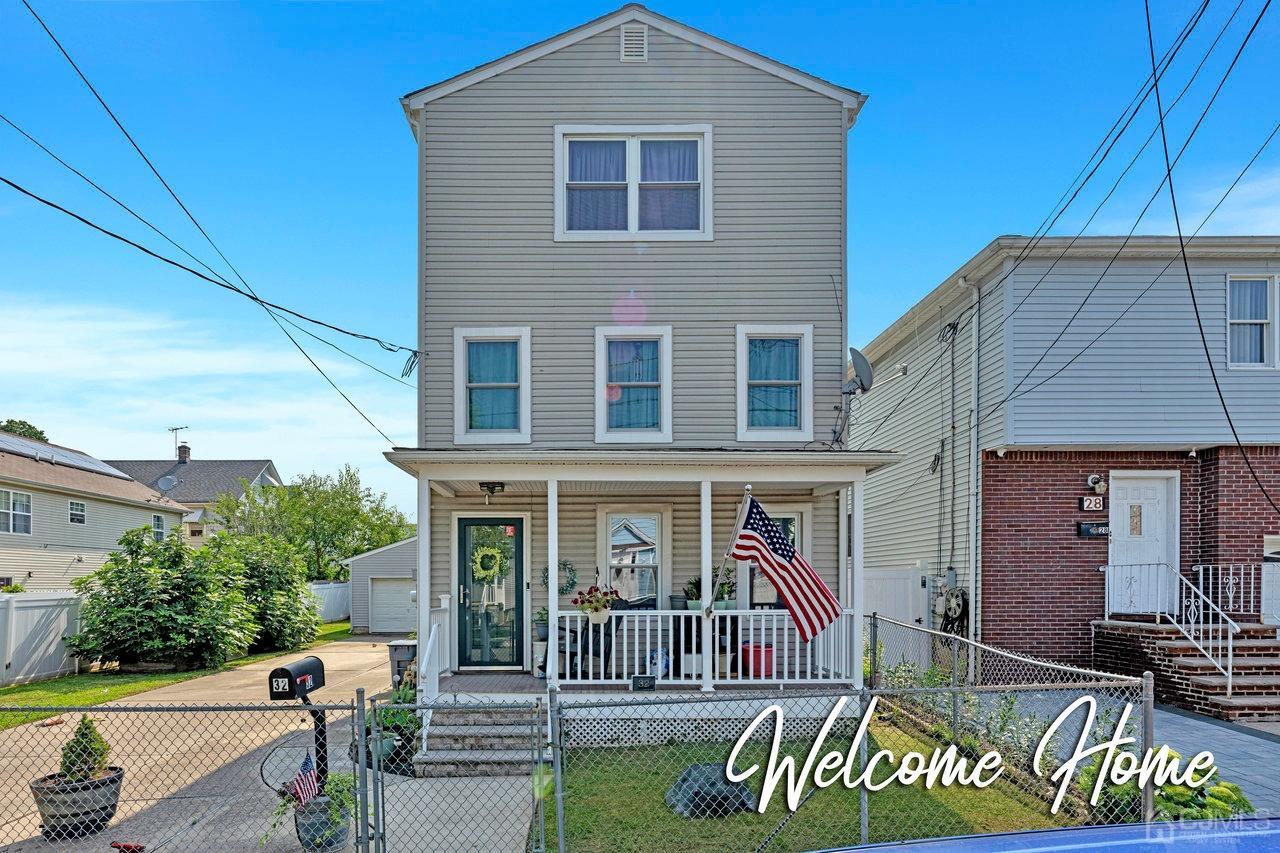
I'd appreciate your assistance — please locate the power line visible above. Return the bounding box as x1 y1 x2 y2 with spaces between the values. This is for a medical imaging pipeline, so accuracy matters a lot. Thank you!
0 111 414 389
1143 0 1280 517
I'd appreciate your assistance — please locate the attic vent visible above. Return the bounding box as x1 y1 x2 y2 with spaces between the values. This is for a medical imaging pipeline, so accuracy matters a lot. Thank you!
620 23 648 63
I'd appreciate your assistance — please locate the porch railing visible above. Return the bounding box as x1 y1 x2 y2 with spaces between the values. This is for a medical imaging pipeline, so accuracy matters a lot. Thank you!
1194 563 1262 616
1101 562 1239 696
555 608 860 687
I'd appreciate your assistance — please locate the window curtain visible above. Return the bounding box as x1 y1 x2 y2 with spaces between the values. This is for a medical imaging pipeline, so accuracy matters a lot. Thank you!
1229 280 1270 364
607 339 660 429
748 338 799 380
639 140 699 231
568 140 627 231
467 341 519 430
748 338 800 427
1230 325 1266 364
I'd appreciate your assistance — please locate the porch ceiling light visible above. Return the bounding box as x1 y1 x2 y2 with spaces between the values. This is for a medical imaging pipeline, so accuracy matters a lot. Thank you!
480 481 506 505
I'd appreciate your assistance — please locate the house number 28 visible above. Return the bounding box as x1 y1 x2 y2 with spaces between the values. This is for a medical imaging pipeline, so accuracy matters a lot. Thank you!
1079 496 1105 512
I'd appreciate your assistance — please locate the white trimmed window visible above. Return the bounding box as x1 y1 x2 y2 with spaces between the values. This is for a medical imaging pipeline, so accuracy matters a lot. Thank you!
0 489 32 535
1228 276 1276 367
594 326 672 443
68 500 86 525
152 514 166 542
598 505 670 603
737 508 806 609
453 327 532 444
736 324 814 441
554 124 713 241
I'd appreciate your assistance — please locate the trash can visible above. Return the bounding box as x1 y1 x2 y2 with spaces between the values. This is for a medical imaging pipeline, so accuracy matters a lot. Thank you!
740 642 774 678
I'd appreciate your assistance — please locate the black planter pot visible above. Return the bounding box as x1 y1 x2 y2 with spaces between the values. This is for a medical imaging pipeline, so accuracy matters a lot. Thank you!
294 795 351 853
29 766 124 840
669 594 688 611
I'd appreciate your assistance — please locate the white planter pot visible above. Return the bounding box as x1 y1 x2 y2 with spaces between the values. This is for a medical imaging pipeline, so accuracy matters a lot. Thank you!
586 610 610 625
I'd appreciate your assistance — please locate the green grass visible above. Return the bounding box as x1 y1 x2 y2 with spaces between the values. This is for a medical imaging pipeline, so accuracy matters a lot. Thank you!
546 722 1068 852
0 621 352 729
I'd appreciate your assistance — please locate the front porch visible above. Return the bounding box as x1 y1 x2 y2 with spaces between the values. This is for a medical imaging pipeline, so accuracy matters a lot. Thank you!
385 448 895 694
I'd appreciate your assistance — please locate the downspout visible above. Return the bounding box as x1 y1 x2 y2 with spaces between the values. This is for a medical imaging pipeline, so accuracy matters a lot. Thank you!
963 276 980 645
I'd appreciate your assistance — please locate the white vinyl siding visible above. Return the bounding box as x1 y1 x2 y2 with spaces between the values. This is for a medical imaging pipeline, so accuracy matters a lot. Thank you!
594 326 673 443
1227 276 1275 368
554 125 713 241
736 324 814 442
452 327 532 444
68 501 86 525
0 490 32 535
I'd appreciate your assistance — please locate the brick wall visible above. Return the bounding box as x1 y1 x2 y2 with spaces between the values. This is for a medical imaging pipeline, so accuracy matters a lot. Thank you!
1199 446 1280 564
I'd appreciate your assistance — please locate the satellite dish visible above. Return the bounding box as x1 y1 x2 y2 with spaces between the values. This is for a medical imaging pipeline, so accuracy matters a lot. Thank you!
845 347 874 394
157 475 178 492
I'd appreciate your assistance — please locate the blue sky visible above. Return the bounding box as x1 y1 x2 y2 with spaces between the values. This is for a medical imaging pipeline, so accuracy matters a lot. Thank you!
2 1 1277 515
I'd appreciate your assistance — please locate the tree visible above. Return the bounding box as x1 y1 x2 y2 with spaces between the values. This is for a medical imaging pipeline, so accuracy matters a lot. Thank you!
203 532 320 652
65 528 256 670
213 465 413 581
0 419 47 441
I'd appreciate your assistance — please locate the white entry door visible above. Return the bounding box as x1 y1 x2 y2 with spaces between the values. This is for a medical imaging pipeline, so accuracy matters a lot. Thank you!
1108 473 1178 614
369 577 416 633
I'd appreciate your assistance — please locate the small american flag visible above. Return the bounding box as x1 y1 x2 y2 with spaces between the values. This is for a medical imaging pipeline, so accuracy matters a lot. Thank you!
285 752 319 805
730 496 841 643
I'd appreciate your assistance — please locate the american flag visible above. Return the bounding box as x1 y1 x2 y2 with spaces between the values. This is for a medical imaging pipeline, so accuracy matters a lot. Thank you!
729 496 841 643
285 752 319 805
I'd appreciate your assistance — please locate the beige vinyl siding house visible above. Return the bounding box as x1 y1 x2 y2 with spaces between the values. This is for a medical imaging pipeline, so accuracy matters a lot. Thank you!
387 5 895 693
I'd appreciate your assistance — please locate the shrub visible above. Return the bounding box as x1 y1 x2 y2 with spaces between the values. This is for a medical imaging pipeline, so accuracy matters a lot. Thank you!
1 583 25 594
60 716 110 782
203 533 319 653
65 528 256 670
1079 749 1255 822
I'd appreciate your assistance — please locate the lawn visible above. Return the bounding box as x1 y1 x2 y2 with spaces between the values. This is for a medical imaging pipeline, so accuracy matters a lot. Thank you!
547 721 1068 852
0 620 351 729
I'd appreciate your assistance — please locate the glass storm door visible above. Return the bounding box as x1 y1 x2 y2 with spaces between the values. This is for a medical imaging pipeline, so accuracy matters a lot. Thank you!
458 518 524 668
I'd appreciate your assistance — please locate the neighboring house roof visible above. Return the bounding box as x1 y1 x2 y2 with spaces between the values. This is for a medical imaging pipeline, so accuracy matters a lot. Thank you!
342 537 417 566
400 4 866 122
105 458 281 506
860 235 1280 365
0 432 186 513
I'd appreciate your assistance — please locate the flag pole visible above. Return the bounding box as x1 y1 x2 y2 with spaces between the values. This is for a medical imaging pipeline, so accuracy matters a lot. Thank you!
705 485 752 618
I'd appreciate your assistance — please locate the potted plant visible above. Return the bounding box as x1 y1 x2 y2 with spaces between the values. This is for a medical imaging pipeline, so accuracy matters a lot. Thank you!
571 585 620 624
682 577 702 610
264 772 356 852
29 715 123 840
713 578 738 610
533 606 550 640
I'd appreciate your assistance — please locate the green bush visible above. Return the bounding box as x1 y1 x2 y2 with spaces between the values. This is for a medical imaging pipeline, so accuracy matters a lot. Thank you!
1079 749 1254 822
203 533 319 653
60 715 110 782
65 528 256 670
1 583 25 594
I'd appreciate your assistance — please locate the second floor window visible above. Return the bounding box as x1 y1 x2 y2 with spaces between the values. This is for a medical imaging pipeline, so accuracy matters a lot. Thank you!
1228 277 1274 367
1 489 32 534
453 327 532 444
68 501 86 525
595 326 673 443
556 125 712 240
152 514 166 542
736 324 814 442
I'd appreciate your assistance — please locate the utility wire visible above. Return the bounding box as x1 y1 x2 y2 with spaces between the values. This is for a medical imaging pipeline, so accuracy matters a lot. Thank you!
0 111 414 390
1143 0 1280 516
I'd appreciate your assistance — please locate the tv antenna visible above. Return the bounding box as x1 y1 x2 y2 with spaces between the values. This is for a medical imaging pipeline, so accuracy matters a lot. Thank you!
167 425 189 456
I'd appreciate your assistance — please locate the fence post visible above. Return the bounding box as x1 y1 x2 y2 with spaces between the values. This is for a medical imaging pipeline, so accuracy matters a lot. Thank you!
369 697 385 853
868 612 879 688
354 688 369 853
1141 671 1155 823
549 689 567 853
949 635 959 736
859 687 869 846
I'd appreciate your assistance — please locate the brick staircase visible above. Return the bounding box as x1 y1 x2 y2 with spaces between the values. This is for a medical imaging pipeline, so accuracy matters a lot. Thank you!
1094 616 1280 720
412 703 547 778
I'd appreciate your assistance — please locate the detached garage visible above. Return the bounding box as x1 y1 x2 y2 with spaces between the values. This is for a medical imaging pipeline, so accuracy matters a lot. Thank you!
345 537 416 634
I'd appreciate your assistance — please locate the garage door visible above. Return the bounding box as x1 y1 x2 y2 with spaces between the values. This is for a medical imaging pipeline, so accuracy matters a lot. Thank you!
370 578 416 633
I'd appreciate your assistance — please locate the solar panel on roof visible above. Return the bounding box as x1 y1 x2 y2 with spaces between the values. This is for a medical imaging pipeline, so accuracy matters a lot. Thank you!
0 433 131 480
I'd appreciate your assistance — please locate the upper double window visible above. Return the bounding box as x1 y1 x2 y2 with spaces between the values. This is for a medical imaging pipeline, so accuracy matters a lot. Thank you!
1228 276 1276 367
555 125 712 241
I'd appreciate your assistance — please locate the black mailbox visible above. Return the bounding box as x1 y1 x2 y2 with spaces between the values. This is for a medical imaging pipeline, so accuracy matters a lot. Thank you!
268 656 325 700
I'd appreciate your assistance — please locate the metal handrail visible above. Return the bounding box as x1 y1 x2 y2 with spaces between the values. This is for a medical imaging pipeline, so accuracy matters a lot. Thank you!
1101 562 1239 696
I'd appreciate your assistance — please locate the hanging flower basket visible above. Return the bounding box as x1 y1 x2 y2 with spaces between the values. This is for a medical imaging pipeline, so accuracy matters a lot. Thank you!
470 546 508 584
571 586 620 624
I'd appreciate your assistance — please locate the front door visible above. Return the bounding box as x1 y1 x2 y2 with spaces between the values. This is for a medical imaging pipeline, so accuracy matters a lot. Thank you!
1108 474 1177 614
458 518 524 669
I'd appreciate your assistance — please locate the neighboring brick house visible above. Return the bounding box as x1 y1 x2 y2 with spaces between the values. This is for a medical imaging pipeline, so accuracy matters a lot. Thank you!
108 443 282 543
850 236 1280 718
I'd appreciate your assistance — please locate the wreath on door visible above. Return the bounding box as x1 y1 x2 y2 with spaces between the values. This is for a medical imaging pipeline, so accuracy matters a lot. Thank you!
471 545 508 583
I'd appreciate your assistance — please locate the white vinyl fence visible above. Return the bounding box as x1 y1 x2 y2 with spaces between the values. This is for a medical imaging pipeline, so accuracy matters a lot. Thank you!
308 581 351 622
0 592 80 688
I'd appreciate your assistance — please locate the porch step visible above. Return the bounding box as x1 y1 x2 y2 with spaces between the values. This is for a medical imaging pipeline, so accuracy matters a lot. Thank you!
1200 694 1280 722
1185 674 1280 695
429 706 542 726
426 723 542 750
1180 656 1280 674
1160 638 1280 658
412 748 548 778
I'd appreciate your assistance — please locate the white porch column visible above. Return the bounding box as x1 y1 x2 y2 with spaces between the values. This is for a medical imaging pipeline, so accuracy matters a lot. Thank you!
416 475 432 684
546 479 560 688
837 487 849 607
851 478 865 690
700 479 714 692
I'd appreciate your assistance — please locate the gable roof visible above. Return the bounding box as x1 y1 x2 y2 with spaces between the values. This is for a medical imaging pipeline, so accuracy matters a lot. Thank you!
0 433 186 513
401 4 866 120
105 459 280 506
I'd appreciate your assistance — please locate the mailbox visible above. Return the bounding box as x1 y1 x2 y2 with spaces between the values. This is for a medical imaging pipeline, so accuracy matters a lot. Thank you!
268 656 326 700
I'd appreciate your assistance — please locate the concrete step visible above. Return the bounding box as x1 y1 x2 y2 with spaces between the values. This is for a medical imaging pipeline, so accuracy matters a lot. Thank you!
1202 694 1280 721
1160 638 1280 658
1179 656 1280 674
1185 673 1280 694
426 723 543 750
413 748 548 778
429 706 542 726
